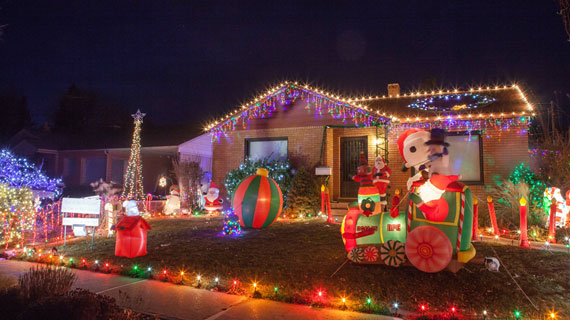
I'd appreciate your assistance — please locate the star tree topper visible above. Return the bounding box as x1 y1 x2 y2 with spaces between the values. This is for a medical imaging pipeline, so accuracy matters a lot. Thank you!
132 109 146 122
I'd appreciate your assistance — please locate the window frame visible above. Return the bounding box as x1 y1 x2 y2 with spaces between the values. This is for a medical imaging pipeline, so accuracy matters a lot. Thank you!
244 137 289 161
409 131 484 185
446 131 484 185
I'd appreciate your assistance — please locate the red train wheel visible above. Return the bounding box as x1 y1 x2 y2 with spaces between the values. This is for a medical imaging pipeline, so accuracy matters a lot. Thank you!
405 226 452 273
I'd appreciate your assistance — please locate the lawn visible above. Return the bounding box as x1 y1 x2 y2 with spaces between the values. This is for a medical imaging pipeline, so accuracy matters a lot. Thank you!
45 217 570 318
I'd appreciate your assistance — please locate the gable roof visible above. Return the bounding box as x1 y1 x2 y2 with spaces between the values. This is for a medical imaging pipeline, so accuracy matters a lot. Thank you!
206 82 389 137
353 85 533 123
206 81 534 136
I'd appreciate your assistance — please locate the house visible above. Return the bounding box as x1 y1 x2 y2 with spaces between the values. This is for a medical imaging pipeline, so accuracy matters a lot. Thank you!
206 81 532 205
8 128 179 194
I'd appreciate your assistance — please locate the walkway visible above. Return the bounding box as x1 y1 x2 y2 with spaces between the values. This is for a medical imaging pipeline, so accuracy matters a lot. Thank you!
0 260 399 320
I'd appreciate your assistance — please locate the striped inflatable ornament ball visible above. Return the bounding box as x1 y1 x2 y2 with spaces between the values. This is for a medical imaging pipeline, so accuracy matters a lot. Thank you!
232 168 283 228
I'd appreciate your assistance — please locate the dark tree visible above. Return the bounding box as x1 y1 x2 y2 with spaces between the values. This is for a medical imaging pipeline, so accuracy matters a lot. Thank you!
0 93 32 142
51 85 132 147
52 84 97 134
559 0 570 40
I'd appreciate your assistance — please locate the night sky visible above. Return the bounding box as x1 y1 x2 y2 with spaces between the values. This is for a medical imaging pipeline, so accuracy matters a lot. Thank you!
1 1 569 125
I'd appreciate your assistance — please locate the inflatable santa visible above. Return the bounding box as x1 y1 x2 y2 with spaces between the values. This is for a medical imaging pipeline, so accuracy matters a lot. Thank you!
372 156 391 206
204 181 223 212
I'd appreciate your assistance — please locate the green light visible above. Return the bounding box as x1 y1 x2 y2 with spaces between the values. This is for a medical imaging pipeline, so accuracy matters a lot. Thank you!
69 258 73 262
133 265 138 270
515 310 521 318
274 286 278 292
367 298 371 304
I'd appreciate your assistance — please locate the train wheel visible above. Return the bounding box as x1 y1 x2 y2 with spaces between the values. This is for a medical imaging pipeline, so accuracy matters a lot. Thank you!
405 226 452 273
380 240 406 267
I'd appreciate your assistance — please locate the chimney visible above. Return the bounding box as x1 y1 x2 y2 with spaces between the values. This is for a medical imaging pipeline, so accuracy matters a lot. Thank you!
387 83 400 97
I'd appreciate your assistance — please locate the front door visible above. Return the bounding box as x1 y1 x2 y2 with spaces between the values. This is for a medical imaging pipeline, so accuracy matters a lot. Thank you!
340 136 367 198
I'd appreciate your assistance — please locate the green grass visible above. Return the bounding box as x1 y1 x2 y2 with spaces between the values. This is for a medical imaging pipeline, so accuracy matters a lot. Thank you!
41 217 570 318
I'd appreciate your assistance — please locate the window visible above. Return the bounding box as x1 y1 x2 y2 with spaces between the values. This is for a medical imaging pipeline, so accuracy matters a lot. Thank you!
83 157 106 184
446 133 483 183
245 137 288 161
111 159 125 183
63 158 77 178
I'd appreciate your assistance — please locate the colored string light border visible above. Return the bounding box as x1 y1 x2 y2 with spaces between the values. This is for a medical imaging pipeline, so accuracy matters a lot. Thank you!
17 250 559 318
207 84 388 139
407 93 496 111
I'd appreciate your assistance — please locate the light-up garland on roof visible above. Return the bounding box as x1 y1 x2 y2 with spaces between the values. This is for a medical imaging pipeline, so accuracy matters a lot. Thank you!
407 93 496 111
0 149 63 197
207 83 388 139
207 83 535 136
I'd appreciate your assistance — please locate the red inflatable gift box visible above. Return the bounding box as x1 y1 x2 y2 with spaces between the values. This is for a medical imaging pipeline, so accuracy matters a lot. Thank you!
115 216 151 258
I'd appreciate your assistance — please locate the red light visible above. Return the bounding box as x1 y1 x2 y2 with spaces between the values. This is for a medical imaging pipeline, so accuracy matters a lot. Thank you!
163 269 167 274
105 263 109 267
451 306 456 313
421 304 426 311
82 259 86 263
318 291 322 297
234 280 237 285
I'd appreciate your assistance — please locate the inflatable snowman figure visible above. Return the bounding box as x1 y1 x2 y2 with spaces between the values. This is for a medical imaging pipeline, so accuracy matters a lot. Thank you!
123 200 140 216
163 186 181 215
397 128 431 191
397 128 459 222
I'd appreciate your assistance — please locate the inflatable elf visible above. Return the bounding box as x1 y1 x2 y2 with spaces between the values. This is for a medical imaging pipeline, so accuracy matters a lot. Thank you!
352 152 381 215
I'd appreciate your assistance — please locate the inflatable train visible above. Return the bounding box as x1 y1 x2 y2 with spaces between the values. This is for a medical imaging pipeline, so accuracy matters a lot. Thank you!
341 182 476 273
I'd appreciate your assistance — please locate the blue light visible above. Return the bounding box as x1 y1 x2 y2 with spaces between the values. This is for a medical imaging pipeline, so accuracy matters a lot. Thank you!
0 150 63 197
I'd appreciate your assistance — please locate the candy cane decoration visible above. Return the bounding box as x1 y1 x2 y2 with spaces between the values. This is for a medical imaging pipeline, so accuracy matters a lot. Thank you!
407 200 412 233
457 192 465 252
104 202 114 237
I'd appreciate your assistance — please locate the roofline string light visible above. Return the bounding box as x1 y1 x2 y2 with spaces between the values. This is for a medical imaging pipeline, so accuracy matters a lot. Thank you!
206 82 534 134
206 81 389 137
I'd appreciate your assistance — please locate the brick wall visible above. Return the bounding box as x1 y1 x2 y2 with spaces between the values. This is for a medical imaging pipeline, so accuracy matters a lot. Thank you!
212 126 325 197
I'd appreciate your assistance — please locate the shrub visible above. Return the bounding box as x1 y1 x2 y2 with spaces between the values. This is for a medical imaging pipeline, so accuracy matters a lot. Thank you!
490 164 547 227
286 167 320 218
18 265 76 300
23 288 147 320
224 157 291 205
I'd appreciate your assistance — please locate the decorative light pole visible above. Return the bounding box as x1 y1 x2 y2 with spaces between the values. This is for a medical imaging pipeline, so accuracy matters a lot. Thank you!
123 109 146 199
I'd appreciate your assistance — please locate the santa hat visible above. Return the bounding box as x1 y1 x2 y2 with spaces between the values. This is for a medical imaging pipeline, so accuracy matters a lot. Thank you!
359 152 367 166
397 128 427 161
209 181 219 191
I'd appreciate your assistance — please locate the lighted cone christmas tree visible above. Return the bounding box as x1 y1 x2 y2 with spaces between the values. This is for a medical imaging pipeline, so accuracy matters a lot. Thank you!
123 109 146 199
